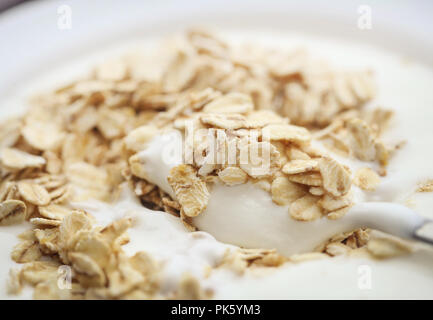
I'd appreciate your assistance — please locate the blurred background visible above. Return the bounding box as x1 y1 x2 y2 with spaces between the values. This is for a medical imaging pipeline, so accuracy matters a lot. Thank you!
0 0 432 100
0 0 28 12
1 0 431 49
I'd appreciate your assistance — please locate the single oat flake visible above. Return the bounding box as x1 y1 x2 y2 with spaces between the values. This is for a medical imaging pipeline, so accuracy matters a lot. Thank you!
18 182 51 206
318 157 351 197
203 92 253 114
354 167 381 191
167 164 210 218
0 200 26 226
290 194 323 221
218 167 248 186
282 159 318 175
271 176 306 206
0 148 46 170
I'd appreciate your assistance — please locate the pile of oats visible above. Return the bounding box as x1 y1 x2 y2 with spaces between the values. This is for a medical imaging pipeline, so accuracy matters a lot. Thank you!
125 31 400 226
0 30 412 299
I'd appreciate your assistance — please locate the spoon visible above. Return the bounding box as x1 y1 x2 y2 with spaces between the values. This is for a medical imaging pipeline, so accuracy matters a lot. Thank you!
193 183 432 256
138 131 433 255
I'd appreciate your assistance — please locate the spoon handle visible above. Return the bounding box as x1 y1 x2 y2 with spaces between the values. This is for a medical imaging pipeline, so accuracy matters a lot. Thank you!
414 221 433 245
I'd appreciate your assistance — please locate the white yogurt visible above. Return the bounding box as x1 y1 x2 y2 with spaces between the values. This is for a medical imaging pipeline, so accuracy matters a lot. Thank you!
74 185 231 294
207 249 433 299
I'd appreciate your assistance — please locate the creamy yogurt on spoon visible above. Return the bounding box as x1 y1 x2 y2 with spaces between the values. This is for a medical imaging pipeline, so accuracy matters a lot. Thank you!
137 131 426 256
